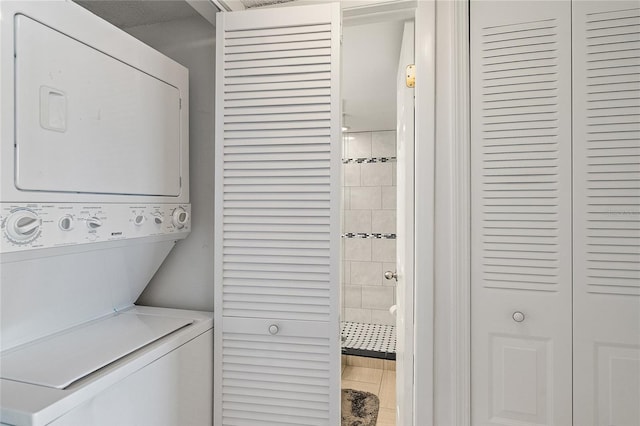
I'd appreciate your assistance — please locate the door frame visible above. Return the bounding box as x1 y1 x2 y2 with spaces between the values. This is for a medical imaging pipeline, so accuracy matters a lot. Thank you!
432 0 471 425
343 2 436 424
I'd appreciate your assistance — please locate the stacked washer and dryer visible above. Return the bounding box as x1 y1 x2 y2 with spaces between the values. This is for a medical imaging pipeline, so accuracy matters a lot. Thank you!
0 2 213 425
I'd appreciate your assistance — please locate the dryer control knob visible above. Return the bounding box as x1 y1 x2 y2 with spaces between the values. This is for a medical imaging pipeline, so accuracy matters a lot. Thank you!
59 215 74 231
86 217 103 229
172 208 189 229
5 210 42 243
133 214 146 226
152 214 164 225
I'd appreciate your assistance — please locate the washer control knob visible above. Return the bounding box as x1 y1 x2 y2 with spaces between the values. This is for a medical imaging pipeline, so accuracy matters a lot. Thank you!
512 311 525 323
172 208 189 229
59 215 74 231
86 217 103 229
133 214 146 226
5 210 42 243
153 214 164 225
268 324 279 335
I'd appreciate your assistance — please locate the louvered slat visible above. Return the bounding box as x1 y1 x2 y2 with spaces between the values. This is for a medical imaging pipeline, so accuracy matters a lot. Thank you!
215 4 340 425
577 4 640 296
475 17 571 292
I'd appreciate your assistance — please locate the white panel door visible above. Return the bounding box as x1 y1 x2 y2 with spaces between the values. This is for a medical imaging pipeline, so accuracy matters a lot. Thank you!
572 2 640 425
396 20 415 426
471 2 573 425
214 4 341 425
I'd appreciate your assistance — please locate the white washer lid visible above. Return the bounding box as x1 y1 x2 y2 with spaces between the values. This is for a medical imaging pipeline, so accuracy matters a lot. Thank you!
0 312 192 389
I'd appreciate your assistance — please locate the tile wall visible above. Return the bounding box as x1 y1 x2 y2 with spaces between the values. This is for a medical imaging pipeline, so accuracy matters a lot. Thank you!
342 131 397 325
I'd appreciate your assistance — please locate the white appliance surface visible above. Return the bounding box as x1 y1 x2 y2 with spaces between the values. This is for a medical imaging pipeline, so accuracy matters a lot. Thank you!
1 0 190 204
1 312 193 389
0 2 209 426
0 307 213 426
14 14 182 197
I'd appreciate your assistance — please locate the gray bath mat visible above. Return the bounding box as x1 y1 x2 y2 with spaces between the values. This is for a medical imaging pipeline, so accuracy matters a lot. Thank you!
342 388 380 426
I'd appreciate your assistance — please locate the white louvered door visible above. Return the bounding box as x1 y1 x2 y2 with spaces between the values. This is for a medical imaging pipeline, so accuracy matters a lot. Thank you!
470 2 573 425
572 2 640 425
214 4 341 425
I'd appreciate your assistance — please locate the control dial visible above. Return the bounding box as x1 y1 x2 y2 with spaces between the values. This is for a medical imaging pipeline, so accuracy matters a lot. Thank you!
59 215 74 231
172 207 189 229
86 217 103 229
133 214 146 226
4 210 42 243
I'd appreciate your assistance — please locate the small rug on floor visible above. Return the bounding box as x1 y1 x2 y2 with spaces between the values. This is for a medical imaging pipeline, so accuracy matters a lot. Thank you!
341 389 379 426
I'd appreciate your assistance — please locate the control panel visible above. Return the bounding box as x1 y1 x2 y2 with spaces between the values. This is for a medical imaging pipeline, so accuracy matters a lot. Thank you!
0 203 190 253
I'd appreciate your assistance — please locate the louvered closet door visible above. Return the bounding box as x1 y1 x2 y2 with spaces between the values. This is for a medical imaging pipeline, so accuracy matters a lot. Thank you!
214 4 341 425
572 3 640 425
470 2 573 425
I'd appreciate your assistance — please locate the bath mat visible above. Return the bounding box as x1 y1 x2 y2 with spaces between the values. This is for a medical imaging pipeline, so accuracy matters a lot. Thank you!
342 389 380 426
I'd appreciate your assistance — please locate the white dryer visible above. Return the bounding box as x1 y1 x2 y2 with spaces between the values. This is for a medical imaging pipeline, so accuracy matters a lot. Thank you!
0 2 212 425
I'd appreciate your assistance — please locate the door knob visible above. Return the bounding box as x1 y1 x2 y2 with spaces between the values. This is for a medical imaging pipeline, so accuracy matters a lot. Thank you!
384 271 398 281
512 311 525 323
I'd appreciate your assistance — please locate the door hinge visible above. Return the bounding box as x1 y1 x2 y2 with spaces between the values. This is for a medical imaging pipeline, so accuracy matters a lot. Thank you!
406 64 416 88
179 98 182 109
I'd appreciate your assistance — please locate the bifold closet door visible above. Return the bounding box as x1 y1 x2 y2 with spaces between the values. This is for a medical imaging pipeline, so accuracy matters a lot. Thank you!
214 4 341 425
471 1 573 425
572 2 640 425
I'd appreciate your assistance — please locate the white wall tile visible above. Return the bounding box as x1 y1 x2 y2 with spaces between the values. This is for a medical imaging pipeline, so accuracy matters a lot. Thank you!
381 186 396 210
371 309 396 326
361 163 393 187
343 187 351 210
344 210 371 233
371 131 396 157
344 238 372 261
345 308 372 323
346 132 372 158
372 239 396 262
343 163 361 187
392 162 397 186
345 286 362 308
343 261 351 285
351 187 382 210
362 286 394 309
372 210 396 234
350 261 383 286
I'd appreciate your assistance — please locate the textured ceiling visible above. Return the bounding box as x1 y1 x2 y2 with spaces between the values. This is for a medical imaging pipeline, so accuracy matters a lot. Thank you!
240 0 297 8
74 0 199 29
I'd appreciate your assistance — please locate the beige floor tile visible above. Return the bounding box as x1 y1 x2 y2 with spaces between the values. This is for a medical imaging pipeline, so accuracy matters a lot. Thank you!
341 379 380 395
377 407 396 426
383 359 396 371
347 355 384 369
378 370 396 409
342 366 383 385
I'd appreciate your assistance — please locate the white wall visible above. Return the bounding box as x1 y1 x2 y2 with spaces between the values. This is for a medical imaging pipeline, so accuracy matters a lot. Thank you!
126 15 216 312
342 20 404 132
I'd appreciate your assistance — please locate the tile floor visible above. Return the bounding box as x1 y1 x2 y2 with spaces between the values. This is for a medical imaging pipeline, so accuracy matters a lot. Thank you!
341 355 396 426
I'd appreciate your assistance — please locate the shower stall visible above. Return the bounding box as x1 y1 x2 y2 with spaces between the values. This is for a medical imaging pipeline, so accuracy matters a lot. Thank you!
341 130 398 360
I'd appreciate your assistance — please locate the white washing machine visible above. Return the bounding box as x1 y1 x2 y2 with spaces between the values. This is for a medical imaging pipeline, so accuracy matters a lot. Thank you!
0 2 212 425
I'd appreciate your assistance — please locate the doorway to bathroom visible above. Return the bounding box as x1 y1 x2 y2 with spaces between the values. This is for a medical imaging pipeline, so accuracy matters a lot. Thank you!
339 5 415 425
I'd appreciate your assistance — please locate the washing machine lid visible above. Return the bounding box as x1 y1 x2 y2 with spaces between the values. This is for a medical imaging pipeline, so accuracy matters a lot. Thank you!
0 312 192 389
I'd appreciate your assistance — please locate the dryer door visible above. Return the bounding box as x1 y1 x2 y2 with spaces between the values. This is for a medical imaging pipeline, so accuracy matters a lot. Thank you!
14 15 183 197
